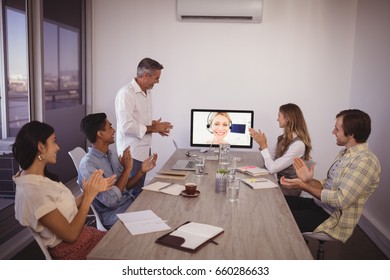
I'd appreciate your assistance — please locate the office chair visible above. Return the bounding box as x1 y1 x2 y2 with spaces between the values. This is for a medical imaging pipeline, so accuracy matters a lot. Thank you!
302 231 338 260
68 147 107 231
68 147 86 173
28 227 52 260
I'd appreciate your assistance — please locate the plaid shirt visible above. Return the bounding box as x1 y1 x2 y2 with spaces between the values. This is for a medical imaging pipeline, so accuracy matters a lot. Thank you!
315 143 381 242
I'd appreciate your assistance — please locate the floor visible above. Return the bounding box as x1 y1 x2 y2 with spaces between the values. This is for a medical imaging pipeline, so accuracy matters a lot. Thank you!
305 225 388 260
11 220 388 260
10 178 389 260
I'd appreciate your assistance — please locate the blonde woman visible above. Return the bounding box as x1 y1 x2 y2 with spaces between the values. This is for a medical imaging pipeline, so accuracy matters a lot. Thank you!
249 103 312 196
207 112 232 145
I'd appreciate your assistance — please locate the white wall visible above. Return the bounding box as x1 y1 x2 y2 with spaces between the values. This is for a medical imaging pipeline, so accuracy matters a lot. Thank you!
90 0 389 254
91 0 356 177
349 0 390 256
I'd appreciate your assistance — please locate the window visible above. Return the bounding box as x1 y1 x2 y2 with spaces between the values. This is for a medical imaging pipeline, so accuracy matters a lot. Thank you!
0 0 84 138
43 20 81 110
0 0 86 195
1 0 29 138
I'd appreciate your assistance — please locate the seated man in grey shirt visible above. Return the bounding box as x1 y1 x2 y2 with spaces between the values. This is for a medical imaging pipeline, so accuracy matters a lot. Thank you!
78 113 157 229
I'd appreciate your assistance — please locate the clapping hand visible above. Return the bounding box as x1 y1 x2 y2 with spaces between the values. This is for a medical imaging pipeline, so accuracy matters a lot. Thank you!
119 146 133 172
141 153 158 173
153 118 173 137
280 158 315 191
82 169 116 197
280 176 303 190
248 128 267 150
293 158 315 182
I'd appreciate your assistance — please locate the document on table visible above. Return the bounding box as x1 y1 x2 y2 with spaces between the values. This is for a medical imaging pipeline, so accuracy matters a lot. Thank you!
240 178 279 189
117 210 171 235
142 181 185 196
236 166 269 176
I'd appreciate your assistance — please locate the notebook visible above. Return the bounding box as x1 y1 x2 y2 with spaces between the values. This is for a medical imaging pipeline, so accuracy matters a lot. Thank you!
236 165 269 176
240 178 279 189
142 181 185 196
171 159 196 171
155 221 224 253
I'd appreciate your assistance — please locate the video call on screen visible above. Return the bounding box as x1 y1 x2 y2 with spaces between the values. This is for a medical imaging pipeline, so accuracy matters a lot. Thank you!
190 109 254 148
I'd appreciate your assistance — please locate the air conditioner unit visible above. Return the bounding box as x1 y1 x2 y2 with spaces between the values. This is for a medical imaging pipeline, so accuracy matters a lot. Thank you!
176 0 263 23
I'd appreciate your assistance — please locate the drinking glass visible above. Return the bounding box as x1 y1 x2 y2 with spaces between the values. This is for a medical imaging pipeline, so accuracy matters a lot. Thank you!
226 178 240 202
195 156 205 176
218 143 230 164
227 156 237 179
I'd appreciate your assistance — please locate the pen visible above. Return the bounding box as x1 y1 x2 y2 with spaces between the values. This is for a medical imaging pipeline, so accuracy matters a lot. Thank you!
210 240 219 245
158 183 175 190
248 179 268 183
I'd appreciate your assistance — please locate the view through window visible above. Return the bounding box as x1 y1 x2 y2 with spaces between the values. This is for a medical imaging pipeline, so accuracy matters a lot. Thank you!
2 1 29 138
1 0 85 196
0 0 82 138
43 20 81 110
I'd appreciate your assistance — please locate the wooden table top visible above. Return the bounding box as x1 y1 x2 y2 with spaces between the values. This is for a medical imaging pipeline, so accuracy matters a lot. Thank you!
87 149 312 260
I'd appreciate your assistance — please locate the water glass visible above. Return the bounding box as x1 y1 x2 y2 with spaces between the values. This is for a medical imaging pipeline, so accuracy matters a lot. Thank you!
227 156 237 179
218 143 230 164
226 178 240 202
195 156 205 176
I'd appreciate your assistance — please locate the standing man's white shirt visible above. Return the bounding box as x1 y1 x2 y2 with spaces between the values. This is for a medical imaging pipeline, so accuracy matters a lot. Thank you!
115 78 152 161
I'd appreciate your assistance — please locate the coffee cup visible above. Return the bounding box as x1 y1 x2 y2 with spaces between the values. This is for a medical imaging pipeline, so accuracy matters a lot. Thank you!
185 183 197 195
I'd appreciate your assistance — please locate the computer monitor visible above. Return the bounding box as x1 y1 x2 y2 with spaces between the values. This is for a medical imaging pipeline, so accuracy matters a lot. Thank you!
190 109 254 149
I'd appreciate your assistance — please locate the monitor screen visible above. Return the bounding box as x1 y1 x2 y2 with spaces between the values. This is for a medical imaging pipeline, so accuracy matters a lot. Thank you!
190 109 254 149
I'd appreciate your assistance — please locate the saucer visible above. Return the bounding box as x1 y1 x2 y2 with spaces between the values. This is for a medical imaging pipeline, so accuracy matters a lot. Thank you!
180 190 200 197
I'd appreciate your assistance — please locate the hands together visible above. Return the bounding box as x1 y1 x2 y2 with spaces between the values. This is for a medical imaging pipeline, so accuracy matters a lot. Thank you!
82 169 116 198
152 118 173 136
293 158 315 182
280 158 315 190
248 128 267 150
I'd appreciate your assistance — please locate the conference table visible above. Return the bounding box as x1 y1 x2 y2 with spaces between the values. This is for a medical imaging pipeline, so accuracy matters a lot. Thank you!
87 149 313 260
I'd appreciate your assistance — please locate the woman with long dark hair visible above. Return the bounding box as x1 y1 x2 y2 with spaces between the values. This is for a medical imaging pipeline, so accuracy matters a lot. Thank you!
12 121 115 259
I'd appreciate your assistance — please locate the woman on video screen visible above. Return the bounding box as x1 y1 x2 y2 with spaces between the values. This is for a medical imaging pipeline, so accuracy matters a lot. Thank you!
207 112 232 145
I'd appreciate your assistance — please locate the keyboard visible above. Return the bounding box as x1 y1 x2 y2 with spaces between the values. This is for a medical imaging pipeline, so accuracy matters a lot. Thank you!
185 161 196 168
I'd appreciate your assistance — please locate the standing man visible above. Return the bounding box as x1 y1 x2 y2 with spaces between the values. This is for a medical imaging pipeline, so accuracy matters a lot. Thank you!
281 109 381 243
115 58 173 198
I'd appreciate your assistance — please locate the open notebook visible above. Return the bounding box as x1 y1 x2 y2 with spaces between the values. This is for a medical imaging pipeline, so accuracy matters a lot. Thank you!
240 178 279 189
142 181 185 196
155 221 223 253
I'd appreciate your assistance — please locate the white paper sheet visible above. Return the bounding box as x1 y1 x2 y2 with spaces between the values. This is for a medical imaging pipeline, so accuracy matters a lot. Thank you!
117 210 171 235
